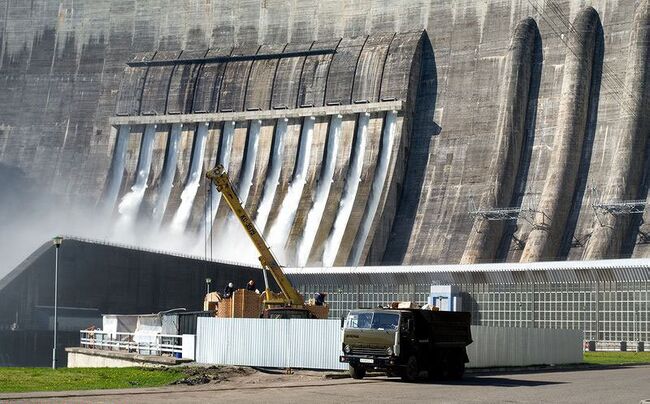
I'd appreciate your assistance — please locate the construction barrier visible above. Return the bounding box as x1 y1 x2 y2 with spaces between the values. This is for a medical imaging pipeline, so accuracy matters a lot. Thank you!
195 318 583 370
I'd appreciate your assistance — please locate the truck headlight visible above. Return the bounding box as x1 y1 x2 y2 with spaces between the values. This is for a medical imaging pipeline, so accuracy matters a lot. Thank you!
344 344 351 353
386 347 393 356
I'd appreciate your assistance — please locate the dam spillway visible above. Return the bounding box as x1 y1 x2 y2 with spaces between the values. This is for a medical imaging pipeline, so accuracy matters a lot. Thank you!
0 1 650 273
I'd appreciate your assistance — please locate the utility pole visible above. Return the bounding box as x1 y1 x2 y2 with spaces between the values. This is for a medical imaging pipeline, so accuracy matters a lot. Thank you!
52 236 63 369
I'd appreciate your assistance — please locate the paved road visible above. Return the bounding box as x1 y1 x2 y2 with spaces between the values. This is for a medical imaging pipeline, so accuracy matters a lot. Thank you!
3 365 650 403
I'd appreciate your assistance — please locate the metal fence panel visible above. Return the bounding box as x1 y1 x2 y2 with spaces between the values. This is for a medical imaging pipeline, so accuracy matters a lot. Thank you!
467 326 583 368
197 318 289 367
287 319 346 370
197 318 345 369
197 318 582 370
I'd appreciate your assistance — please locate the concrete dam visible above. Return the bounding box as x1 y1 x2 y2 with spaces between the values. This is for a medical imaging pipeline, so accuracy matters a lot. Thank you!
0 0 649 274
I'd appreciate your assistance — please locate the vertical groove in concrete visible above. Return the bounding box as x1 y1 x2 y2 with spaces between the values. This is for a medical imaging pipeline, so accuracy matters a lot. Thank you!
149 123 180 228
114 125 144 216
160 124 197 227
585 0 650 259
460 18 538 264
262 119 302 236
362 32 424 265
245 45 285 111
99 125 128 215
332 112 383 265
179 122 212 234
285 116 329 264
192 48 232 113
307 115 356 265
210 121 249 231
217 45 261 113
354 112 402 265
139 124 171 223
187 122 221 233
115 53 154 116
166 50 207 114
245 120 276 216
520 7 600 262
271 43 312 109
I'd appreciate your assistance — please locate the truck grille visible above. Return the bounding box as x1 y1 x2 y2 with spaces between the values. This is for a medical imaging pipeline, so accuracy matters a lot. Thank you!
350 347 387 356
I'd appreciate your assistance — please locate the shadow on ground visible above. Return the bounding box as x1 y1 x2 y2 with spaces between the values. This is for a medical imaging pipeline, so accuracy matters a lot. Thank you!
376 375 563 387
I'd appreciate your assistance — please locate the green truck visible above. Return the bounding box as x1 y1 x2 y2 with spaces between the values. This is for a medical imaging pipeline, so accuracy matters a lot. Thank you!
340 308 472 382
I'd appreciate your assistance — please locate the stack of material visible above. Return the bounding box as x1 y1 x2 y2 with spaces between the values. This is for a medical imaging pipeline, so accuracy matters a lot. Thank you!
217 289 263 318
387 301 419 309
306 304 329 319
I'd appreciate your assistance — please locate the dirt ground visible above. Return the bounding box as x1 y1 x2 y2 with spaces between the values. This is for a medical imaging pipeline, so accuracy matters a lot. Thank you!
169 365 329 387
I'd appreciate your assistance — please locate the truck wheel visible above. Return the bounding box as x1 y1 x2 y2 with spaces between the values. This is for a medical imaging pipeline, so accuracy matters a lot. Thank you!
427 364 443 381
349 364 366 380
401 355 419 382
448 359 465 380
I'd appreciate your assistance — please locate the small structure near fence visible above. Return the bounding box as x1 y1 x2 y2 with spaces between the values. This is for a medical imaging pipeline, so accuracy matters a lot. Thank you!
66 312 198 368
78 330 189 357
195 318 583 371
67 330 194 368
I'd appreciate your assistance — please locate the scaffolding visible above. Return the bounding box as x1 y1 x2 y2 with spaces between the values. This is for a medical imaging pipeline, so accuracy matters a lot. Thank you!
467 197 540 228
590 186 647 227
592 199 647 215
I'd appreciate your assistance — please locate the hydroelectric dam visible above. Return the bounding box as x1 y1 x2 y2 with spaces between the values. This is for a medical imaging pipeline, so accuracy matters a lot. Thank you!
0 0 649 366
1 0 649 271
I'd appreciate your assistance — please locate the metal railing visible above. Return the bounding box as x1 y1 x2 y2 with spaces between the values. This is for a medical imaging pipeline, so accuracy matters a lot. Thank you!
79 330 183 356
584 340 646 352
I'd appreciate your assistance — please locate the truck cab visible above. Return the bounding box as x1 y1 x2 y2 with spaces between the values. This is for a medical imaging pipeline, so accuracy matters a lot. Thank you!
340 308 472 382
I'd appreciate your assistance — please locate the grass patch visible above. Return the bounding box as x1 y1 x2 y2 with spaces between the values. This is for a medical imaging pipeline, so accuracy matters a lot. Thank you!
584 351 650 365
0 367 185 393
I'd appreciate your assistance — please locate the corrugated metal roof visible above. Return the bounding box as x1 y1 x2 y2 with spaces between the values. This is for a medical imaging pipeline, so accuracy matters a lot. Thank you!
285 258 650 284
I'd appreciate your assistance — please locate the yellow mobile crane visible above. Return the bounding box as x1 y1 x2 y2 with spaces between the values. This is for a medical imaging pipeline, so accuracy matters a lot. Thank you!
206 164 328 319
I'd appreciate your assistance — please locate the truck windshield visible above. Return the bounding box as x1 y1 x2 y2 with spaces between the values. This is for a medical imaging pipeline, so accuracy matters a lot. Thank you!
346 311 399 330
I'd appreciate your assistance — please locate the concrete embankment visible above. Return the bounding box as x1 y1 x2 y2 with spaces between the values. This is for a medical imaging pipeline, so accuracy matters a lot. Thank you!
461 18 538 264
521 7 600 262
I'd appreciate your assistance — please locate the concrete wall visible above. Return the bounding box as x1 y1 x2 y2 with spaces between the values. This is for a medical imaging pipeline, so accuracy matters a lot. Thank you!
67 351 169 368
0 0 649 271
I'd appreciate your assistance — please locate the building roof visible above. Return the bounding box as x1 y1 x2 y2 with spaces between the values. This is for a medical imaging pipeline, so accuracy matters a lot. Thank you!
284 259 650 284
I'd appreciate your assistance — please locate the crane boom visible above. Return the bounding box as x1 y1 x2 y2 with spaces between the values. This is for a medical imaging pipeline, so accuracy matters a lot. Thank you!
206 164 305 307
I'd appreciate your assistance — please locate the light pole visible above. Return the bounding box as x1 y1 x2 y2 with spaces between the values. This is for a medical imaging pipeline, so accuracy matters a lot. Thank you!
52 236 63 370
205 278 212 295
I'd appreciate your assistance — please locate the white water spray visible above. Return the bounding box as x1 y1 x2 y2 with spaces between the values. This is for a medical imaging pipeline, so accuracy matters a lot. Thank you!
151 123 182 228
267 116 315 263
169 123 209 234
255 118 288 233
296 114 341 266
349 110 397 265
200 121 235 241
212 120 262 262
102 125 131 215
114 124 157 234
323 113 368 267
235 120 261 204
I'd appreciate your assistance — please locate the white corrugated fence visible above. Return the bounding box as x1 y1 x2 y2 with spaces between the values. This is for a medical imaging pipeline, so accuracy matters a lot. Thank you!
196 318 583 370
467 326 583 367
196 318 345 369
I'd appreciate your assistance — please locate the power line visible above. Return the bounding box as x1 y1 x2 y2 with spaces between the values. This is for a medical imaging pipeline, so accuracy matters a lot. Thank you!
526 0 641 118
